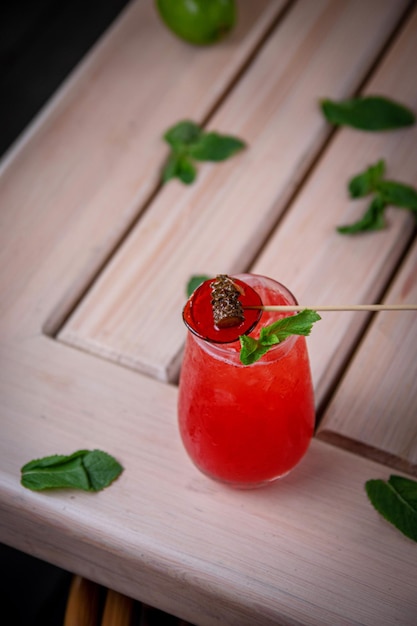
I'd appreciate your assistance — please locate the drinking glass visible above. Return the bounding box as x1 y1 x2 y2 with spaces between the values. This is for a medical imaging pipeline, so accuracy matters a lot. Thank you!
178 274 315 488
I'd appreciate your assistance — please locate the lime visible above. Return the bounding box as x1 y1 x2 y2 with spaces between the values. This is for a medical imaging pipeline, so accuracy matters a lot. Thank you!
156 0 237 46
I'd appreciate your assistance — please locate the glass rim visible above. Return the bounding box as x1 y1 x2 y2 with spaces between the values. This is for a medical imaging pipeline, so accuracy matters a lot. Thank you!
183 273 299 346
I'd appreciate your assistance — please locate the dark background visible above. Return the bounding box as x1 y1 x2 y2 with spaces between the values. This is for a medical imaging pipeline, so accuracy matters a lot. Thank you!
0 0 130 156
1 1 130 624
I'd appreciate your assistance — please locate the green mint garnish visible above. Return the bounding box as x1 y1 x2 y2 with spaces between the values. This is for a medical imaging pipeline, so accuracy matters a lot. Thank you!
239 309 321 365
377 180 417 212
365 475 417 543
337 195 387 234
164 120 203 149
186 274 210 297
161 120 246 185
188 132 246 162
162 151 197 184
21 449 123 492
320 96 415 131
338 159 417 234
348 159 385 198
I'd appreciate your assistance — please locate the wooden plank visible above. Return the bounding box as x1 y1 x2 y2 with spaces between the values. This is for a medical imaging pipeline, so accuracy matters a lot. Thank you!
1 340 416 626
1 5 416 626
0 0 287 338
58 0 409 382
317 239 417 475
251 5 417 408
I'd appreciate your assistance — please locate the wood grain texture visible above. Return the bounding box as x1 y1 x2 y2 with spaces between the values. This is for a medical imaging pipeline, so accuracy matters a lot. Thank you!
1 338 416 625
1 3 417 626
0 0 286 339
252 4 417 409
57 0 410 382
317 238 417 474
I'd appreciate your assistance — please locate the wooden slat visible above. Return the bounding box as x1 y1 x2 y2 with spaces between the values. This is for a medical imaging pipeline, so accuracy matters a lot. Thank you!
2 254 416 626
64 575 102 626
251 5 417 408
1 338 416 625
101 588 134 626
317 239 417 474
1 5 417 626
0 0 287 338
58 0 409 382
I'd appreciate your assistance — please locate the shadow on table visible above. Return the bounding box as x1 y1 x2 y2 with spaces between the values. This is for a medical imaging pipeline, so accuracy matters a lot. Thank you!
0 0 130 157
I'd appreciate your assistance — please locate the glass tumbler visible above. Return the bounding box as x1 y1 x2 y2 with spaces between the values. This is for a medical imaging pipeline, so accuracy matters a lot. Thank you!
178 274 315 488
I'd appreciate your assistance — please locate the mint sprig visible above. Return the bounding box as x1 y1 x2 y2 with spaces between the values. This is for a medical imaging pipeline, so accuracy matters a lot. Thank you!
365 475 417 543
162 151 196 185
348 159 385 198
321 96 415 131
338 196 387 234
21 449 123 492
239 309 321 365
186 274 210 296
164 120 202 149
377 179 417 212
337 159 417 234
161 120 246 185
188 133 246 162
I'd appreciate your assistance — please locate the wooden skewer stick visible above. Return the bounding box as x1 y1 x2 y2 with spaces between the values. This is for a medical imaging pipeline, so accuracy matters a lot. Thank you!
244 304 417 312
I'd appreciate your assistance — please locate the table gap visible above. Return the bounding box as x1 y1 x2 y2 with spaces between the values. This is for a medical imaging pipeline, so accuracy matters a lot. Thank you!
246 0 415 274
42 0 295 340
41 0 416 468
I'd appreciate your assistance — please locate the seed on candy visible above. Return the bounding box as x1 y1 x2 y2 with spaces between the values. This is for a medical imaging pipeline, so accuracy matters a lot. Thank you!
183 274 263 343
211 275 245 328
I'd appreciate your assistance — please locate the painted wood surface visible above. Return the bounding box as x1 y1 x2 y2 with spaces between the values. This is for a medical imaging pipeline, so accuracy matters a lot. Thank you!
317 238 417 474
253 4 417 411
0 0 287 339
1 340 416 625
58 0 409 382
1 2 417 626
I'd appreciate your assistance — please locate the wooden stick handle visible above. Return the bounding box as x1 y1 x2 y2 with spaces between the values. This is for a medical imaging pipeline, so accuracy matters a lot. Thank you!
244 304 417 312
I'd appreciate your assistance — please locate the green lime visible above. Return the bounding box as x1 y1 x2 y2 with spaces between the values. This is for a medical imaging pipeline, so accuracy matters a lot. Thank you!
156 0 237 46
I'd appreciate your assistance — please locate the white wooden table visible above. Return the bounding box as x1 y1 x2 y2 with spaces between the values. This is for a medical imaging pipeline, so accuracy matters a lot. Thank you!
1 1 416 624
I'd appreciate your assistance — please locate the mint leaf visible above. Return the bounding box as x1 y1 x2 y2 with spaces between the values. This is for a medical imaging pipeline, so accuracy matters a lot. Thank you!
321 96 415 131
21 449 123 492
164 120 202 149
376 180 417 212
188 132 246 162
389 475 417 509
261 309 322 343
337 195 387 234
186 274 210 297
239 334 270 365
161 120 247 185
21 456 91 491
365 475 417 542
82 450 123 492
239 309 321 365
338 160 417 235
21 450 88 471
161 152 197 185
348 160 385 198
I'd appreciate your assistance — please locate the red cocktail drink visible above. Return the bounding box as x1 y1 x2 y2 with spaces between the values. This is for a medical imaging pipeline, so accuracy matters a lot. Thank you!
178 274 315 488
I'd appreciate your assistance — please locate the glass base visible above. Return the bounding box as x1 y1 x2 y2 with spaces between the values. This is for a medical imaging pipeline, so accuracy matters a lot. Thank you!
196 466 291 489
